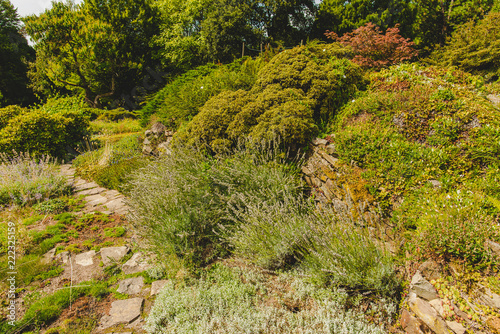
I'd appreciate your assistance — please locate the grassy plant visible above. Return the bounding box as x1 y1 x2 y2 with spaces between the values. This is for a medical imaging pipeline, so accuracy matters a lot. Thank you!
128 141 304 267
73 134 145 191
90 118 142 136
0 152 71 206
146 263 389 334
225 188 397 294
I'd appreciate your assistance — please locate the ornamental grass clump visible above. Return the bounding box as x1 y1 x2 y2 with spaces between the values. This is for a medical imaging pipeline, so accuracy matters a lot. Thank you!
0 152 70 206
225 187 397 294
128 141 304 267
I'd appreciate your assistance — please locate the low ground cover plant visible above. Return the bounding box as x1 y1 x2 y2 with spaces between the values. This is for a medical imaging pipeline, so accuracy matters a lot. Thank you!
329 63 500 265
146 263 391 334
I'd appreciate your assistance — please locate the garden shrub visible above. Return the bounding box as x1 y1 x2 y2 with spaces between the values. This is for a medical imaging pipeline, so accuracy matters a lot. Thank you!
432 12 500 81
176 43 363 153
0 152 70 206
325 23 418 69
397 188 500 266
140 57 264 129
128 142 304 267
0 105 25 129
0 109 89 159
146 264 389 334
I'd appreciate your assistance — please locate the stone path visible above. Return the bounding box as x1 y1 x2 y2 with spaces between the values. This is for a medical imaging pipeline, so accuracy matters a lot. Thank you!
60 164 129 216
55 165 161 334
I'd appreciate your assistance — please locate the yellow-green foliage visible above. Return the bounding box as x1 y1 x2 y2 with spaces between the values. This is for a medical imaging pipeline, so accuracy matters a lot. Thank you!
330 63 500 265
432 12 500 80
176 43 363 152
0 109 89 159
0 105 25 129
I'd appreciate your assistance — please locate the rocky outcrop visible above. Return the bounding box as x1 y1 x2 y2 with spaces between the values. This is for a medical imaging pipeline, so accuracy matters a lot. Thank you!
142 122 174 156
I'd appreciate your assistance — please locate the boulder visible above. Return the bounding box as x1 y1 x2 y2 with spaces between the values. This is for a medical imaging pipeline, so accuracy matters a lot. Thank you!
410 271 438 301
122 252 154 274
151 280 169 296
409 293 449 334
100 298 144 329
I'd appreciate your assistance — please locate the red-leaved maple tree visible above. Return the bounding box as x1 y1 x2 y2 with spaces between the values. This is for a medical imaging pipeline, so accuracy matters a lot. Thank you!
325 23 418 69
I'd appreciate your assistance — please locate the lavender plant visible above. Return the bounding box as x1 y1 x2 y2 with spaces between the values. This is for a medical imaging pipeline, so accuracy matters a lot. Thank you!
0 152 70 206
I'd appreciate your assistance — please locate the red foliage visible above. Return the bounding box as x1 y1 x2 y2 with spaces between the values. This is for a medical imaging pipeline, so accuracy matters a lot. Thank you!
325 23 418 69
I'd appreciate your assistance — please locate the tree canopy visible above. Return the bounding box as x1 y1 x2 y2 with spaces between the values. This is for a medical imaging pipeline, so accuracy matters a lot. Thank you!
0 0 35 107
24 0 160 108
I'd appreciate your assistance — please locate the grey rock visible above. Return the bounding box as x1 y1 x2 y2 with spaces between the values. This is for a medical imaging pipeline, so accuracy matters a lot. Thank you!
318 150 339 167
429 299 444 317
143 137 151 145
312 138 328 146
410 271 438 301
400 309 425 334
122 252 154 274
325 144 336 155
429 180 442 188
151 280 169 296
75 250 96 267
488 240 500 258
101 246 129 266
100 298 144 329
74 181 99 191
419 260 443 281
42 248 56 264
56 251 70 264
151 122 167 135
142 144 153 155
409 293 449 334
487 94 500 106
446 321 466 334
117 276 144 295
157 141 172 156
476 286 500 310
104 197 128 213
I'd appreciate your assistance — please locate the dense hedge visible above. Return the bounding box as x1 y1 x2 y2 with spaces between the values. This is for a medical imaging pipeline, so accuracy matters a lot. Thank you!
175 43 364 152
0 108 89 159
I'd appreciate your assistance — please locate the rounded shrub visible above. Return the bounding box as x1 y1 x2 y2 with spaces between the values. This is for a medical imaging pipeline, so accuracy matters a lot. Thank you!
0 109 89 159
175 43 364 153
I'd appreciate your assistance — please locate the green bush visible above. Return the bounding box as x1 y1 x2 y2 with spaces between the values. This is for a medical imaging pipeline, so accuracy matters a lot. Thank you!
0 109 89 159
398 188 500 266
140 57 265 129
175 43 364 153
146 264 389 334
432 12 500 80
0 105 25 129
128 142 304 267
